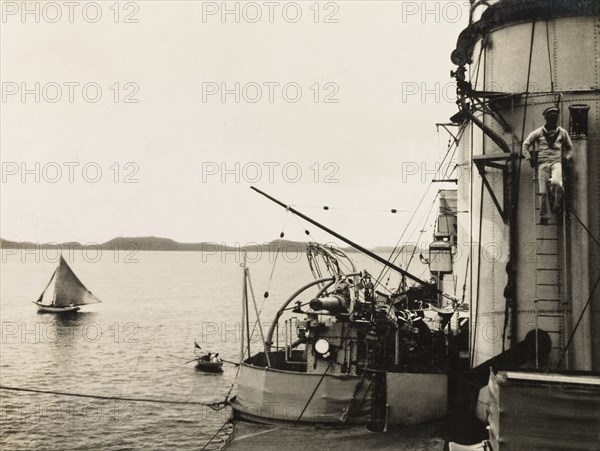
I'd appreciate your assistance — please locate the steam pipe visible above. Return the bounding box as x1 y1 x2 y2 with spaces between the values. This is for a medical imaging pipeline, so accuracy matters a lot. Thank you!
264 276 357 352
455 82 518 348
566 104 592 370
456 89 512 154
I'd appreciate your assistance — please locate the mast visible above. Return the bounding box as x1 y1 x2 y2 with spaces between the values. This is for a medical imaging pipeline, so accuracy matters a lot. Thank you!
52 268 58 306
240 252 251 361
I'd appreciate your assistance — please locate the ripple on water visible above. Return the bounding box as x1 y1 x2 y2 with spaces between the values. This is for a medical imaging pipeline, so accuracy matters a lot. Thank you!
1 251 376 449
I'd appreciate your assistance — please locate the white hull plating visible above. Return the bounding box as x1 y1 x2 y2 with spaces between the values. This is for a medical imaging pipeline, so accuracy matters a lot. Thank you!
231 360 447 425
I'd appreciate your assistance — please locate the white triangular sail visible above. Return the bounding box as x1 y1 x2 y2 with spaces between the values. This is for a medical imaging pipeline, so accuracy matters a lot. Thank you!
37 269 57 305
51 256 101 307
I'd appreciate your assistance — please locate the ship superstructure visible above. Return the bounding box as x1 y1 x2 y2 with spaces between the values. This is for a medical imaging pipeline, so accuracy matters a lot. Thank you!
230 197 461 429
447 0 600 448
227 1 600 447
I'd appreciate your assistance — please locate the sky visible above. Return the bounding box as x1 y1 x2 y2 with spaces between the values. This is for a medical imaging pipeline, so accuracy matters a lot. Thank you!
1 1 472 247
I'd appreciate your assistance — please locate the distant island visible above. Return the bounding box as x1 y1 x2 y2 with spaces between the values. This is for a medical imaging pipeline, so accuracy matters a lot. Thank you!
0 236 424 254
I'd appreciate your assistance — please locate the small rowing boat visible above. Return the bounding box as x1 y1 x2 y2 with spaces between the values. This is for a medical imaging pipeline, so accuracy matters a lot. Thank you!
193 342 224 373
195 355 224 373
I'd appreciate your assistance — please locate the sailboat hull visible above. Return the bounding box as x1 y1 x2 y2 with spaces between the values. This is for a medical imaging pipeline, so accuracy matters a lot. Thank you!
33 302 80 313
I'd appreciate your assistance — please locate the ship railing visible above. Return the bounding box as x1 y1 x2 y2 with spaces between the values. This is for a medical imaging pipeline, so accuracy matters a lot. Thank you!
284 317 305 364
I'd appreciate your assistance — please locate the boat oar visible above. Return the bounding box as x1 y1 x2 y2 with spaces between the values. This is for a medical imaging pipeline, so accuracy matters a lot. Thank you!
220 358 240 366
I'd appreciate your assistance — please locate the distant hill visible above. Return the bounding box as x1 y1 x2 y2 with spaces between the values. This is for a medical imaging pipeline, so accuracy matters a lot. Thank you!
101 236 205 251
0 236 420 254
101 237 313 252
0 236 311 252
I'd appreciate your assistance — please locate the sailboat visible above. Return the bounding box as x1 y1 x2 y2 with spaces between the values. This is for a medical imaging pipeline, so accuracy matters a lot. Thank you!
33 255 101 313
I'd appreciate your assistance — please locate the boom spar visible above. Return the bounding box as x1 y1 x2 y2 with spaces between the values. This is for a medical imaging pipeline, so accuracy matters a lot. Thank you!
250 186 457 304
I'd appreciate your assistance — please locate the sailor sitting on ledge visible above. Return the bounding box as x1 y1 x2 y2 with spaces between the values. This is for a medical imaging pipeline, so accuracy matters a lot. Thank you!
522 107 574 224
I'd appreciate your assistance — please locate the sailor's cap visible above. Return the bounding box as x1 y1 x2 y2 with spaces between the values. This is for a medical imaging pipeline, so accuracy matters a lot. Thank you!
543 107 559 117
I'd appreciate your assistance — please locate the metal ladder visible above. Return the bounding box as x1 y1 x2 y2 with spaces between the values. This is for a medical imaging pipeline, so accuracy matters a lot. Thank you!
532 161 565 367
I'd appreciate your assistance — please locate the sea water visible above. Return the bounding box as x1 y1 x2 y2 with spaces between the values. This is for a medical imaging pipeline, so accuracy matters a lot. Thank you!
0 248 418 450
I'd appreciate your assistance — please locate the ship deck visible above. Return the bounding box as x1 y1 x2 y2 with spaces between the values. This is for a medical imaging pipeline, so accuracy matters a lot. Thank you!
225 419 447 450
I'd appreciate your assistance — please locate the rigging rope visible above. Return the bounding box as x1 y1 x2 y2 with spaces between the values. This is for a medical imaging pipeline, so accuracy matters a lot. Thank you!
520 19 537 147
0 385 227 408
545 19 555 92
501 18 536 353
441 142 459 181
556 274 600 369
295 326 355 424
471 177 485 365
225 364 241 402
295 360 334 424
568 208 600 250
37 269 56 302
247 209 292 350
340 347 376 422
376 191 441 289
373 125 465 288
200 416 234 451
263 209 291 299
306 243 353 282
462 255 470 304
245 269 270 366
301 205 416 214
468 37 487 366
405 196 439 271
